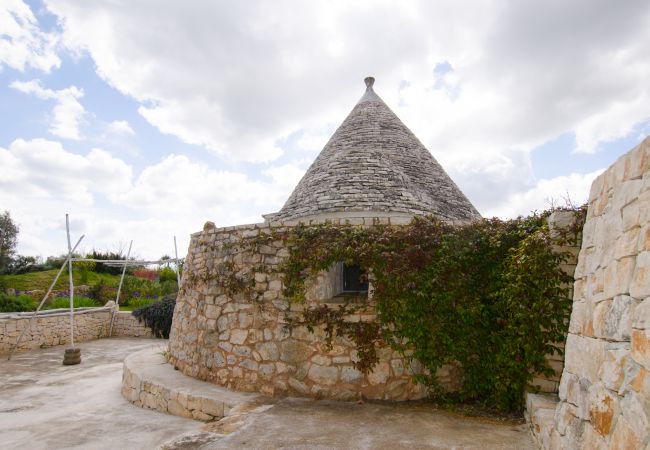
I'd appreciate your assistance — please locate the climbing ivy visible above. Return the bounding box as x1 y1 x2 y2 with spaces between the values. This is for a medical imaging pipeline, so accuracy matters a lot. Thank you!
280 208 585 413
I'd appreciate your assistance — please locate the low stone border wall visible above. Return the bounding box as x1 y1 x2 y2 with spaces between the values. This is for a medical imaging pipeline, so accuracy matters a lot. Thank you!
112 311 153 338
0 308 154 355
121 347 261 421
525 392 559 449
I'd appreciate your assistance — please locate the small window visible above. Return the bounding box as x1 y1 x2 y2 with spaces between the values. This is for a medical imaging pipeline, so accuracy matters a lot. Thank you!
342 263 368 293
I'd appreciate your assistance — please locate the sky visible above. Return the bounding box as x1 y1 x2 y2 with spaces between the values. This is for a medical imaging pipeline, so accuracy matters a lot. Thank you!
1 0 649 260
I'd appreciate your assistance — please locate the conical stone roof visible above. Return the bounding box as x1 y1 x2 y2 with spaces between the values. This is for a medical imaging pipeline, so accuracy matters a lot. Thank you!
270 77 481 223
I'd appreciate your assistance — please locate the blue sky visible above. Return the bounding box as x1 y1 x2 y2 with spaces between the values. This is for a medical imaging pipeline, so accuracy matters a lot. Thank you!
1 0 649 259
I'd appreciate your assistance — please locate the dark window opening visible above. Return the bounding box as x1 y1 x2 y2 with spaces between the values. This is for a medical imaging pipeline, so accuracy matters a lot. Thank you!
342 263 368 293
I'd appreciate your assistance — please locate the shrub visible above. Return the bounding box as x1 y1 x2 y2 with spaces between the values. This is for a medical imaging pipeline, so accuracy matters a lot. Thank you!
133 268 157 281
73 259 96 284
0 293 36 312
47 296 100 309
88 280 116 304
87 250 128 275
128 297 156 310
279 209 584 413
119 275 160 305
132 294 176 338
159 267 177 283
159 279 178 296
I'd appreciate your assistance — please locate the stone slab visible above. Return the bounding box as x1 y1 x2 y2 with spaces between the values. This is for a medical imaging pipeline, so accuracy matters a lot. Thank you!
122 346 261 421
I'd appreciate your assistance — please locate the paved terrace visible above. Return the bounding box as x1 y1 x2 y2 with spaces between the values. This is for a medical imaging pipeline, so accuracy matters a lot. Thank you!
0 338 535 449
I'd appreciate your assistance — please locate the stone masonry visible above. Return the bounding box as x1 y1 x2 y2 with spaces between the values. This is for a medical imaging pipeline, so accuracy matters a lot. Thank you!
530 137 650 449
168 217 437 401
0 307 153 355
168 211 579 401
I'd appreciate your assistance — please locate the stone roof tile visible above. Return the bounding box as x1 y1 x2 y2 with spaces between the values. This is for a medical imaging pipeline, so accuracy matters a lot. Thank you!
272 77 481 222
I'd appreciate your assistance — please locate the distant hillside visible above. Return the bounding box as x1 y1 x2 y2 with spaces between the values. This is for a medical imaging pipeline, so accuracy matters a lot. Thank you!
0 269 121 291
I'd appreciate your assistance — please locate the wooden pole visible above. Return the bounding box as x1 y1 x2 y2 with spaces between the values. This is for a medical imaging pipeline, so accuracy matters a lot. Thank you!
108 240 132 337
66 214 75 348
7 235 84 360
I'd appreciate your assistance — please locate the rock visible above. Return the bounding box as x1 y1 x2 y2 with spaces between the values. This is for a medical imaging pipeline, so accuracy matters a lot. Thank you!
255 342 279 361
239 359 259 371
230 329 248 345
587 383 619 436
367 361 390 385
598 345 628 392
288 377 310 395
631 328 650 369
307 365 339 386
619 391 650 440
609 416 643 450
311 354 331 366
204 305 220 320
630 251 650 299
604 295 635 341
340 366 363 384
280 341 314 364
632 297 650 329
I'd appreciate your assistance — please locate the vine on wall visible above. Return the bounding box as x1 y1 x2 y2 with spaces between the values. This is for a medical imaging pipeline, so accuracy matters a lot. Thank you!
280 209 585 412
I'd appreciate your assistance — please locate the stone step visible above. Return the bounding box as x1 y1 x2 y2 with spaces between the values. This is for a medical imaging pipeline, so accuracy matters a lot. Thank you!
122 346 262 421
525 392 559 450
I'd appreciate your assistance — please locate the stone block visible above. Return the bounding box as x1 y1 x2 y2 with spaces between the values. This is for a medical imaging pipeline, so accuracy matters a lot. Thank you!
604 295 636 341
340 365 363 384
581 422 608 450
307 364 338 385
609 415 643 450
599 344 629 392
230 329 248 345
619 391 650 442
604 256 635 299
630 251 650 299
587 382 619 436
239 359 258 371
631 328 650 369
288 377 310 395
619 358 646 395
564 334 606 383
554 401 578 436
639 224 650 252
593 300 611 338
614 227 640 260
280 340 314 363
367 361 390 385
632 296 650 330
256 342 279 361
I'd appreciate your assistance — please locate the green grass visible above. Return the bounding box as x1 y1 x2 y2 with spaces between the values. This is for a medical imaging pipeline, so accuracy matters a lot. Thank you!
46 296 101 309
0 269 121 291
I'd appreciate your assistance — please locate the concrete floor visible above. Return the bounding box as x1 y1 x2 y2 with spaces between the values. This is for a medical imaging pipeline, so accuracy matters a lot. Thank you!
0 338 535 450
0 338 202 450
199 398 535 450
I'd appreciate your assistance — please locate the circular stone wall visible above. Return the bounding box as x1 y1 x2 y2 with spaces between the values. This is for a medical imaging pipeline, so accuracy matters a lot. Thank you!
168 218 457 401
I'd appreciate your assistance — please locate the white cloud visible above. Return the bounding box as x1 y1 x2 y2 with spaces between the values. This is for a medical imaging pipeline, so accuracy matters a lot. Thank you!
484 170 604 219
42 0 650 211
0 0 60 72
10 79 86 139
0 137 304 258
108 120 134 135
0 138 132 205
114 154 301 221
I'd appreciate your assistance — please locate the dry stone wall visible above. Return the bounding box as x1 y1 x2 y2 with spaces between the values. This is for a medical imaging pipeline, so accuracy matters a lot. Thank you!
168 218 435 401
547 137 650 449
168 212 579 401
0 308 154 355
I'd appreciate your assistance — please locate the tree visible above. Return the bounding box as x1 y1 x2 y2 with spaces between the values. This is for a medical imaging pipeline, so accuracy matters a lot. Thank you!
0 211 19 274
